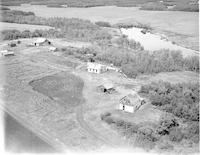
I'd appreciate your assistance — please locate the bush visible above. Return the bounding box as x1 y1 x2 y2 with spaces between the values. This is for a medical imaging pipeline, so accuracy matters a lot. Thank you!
0 7 10 10
100 112 111 120
169 127 183 142
95 21 111 27
156 114 179 135
140 2 167 11
183 122 199 143
140 82 199 122
104 116 115 124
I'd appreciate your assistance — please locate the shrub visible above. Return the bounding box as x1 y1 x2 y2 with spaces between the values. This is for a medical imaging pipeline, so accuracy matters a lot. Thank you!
104 116 115 124
140 2 167 11
100 112 111 120
169 127 183 142
140 82 199 122
137 126 158 142
0 7 10 10
156 114 179 135
183 122 199 143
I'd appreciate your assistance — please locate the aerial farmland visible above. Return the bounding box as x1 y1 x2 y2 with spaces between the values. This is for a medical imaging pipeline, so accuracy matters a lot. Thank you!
0 0 199 154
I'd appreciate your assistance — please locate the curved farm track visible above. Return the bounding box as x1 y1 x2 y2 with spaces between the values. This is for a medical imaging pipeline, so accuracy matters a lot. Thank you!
75 105 118 148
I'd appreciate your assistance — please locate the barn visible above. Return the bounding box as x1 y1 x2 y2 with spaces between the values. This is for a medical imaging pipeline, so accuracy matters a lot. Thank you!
119 92 146 113
97 83 115 94
34 38 51 46
87 62 107 74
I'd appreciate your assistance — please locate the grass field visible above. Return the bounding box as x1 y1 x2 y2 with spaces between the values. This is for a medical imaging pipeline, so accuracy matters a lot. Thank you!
7 4 199 50
0 22 53 31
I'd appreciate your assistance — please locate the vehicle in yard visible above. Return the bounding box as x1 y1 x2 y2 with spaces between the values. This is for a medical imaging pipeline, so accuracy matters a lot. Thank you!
34 38 51 46
87 62 107 74
0 50 14 57
119 92 146 113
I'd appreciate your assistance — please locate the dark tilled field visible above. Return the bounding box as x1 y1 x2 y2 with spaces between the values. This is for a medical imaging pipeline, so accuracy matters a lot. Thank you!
29 72 85 108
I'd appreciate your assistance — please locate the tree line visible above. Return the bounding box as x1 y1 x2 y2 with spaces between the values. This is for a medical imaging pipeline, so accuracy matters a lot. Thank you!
1 10 112 43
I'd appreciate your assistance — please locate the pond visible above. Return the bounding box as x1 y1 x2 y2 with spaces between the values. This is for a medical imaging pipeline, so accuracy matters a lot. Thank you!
121 27 198 57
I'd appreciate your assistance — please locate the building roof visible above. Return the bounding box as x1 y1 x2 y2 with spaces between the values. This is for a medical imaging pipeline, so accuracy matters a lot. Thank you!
35 38 48 44
103 83 114 90
49 46 57 51
120 92 143 106
87 62 105 70
0 50 14 56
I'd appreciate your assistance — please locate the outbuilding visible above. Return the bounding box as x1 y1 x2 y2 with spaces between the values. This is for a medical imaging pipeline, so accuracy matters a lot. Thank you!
97 83 115 94
48 46 57 52
87 62 107 74
0 50 14 57
119 92 146 113
34 38 51 46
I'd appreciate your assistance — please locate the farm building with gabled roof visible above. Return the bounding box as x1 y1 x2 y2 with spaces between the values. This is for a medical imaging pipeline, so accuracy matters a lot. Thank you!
34 38 51 46
119 92 146 113
97 82 115 94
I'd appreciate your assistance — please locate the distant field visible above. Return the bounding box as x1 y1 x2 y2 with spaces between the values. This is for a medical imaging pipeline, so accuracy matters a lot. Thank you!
7 4 199 50
0 22 53 31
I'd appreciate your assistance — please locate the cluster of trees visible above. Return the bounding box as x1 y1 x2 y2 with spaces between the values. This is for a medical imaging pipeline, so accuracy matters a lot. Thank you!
1 10 112 43
61 45 199 78
113 22 152 30
140 81 199 122
96 48 199 78
60 46 98 62
95 21 111 27
0 6 10 10
1 29 64 40
139 81 199 144
171 3 199 12
101 98 199 150
113 35 144 51
140 2 167 11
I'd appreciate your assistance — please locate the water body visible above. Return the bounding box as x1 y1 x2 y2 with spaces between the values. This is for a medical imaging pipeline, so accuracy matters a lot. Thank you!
121 27 198 57
4 112 57 153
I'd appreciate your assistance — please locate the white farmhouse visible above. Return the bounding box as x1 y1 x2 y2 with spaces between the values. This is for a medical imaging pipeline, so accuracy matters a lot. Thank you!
87 62 107 74
119 92 146 113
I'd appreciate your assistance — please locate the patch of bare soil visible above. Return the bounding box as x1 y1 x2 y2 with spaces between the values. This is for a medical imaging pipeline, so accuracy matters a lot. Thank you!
29 72 84 108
